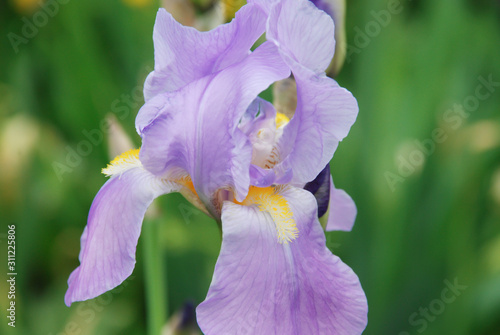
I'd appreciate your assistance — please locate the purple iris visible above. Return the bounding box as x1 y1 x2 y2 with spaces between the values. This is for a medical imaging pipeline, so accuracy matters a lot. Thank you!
65 0 367 333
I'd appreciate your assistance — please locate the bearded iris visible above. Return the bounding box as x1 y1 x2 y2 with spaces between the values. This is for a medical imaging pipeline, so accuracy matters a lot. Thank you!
65 0 367 333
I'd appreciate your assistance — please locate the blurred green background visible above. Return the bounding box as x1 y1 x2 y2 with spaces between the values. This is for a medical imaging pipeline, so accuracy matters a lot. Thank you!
1 0 500 334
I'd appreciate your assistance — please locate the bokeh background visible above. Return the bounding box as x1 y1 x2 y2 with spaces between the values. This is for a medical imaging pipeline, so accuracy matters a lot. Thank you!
1 0 500 334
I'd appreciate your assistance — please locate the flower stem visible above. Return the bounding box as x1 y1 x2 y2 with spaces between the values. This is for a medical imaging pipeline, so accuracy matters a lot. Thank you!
143 217 168 335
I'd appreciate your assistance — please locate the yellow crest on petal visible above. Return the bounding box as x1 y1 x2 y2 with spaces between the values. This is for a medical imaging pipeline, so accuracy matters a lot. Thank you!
102 148 141 177
237 186 298 244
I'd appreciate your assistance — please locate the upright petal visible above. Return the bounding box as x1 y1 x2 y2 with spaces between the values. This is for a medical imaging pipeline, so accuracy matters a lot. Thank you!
250 0 358 185
144 3 267 101
274 68 358 185
139 42 290 212
197 186 367 334
65 166 180 306
266 0 335 74
311 0 347 76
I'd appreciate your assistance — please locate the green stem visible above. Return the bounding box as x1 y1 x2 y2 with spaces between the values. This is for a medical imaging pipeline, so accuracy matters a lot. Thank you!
143 217 168 335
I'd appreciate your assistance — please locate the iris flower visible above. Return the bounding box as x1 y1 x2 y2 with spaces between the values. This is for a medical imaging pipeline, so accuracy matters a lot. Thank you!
65 0 367 333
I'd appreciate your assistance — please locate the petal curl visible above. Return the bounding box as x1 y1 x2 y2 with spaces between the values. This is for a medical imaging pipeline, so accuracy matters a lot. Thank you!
65 167 180 306
144 4 267 101
197 186 367 334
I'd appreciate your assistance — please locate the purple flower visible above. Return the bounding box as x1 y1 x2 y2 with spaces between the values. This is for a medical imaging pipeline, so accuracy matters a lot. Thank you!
65 0 367 333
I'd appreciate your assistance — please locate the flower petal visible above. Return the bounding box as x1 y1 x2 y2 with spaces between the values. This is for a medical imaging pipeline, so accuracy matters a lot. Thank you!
311 0 347 76
326 176 357 232
239 98 286 187
144 3 267 101
251 0 358 185
274 68 358 185
197 186 367 334
248 0 279 14
266 0 335 74
239 97 276 139
64 167 180 306
139 42 290 210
